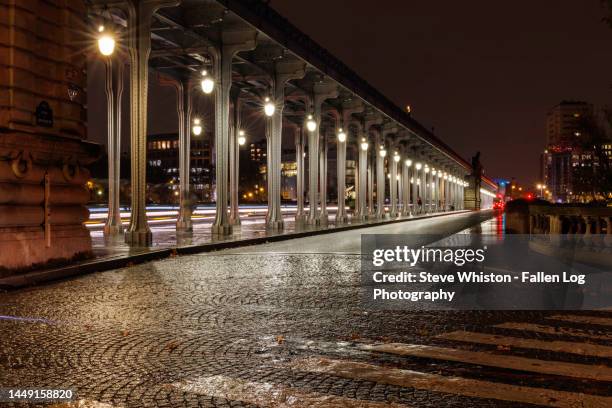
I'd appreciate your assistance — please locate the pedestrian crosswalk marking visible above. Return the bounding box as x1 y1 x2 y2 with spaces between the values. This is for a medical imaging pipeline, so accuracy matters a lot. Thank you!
547 314 612 327
358 343 612 381
171 374 409 407
290 357 611 408
494 322 612 341
437 330 612 358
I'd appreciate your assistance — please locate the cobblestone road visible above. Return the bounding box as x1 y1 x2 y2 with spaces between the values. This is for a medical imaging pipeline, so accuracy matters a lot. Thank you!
0 211 610 407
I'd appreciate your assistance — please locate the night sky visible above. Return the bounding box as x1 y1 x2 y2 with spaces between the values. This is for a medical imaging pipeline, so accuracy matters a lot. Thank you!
88 0 612 185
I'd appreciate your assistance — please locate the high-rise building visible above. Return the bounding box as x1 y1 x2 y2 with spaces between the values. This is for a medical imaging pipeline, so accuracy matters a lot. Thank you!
542 101 611 202
546 101 593 148
147 133 213 201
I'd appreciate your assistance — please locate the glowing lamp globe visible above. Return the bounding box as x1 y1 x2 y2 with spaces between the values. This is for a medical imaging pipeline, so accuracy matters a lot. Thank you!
192 118 202 136
264 97 275 117
306 115 317 132
200 70 214 94
97 26 115 56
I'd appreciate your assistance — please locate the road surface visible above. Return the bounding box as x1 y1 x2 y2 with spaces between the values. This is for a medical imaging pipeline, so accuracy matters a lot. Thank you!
0 211 610 407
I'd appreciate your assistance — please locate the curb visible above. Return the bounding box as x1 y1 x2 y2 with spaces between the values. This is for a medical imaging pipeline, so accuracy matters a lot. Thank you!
0 210 477 289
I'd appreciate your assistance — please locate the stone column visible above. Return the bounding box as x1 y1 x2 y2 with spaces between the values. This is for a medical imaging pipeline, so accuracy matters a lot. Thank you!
398 169 403 215
336 129 348 224
450 176 456 210
390 152 399 218
367 149 374 217
318 131 328 225
306 105 321 225
176 78 192 231
358 138 368 221
295 125 306 224
402 160 412 216
375 140 386 219
433 170 439 212
125 0 180 246
266 61 306 230
354 144 360 219
307 80 337 225
443 172 448 211
156 72 192 232
211 31 257 235
103 56 124 236
423 165 430 213
229 91 242 226
413 164 420 214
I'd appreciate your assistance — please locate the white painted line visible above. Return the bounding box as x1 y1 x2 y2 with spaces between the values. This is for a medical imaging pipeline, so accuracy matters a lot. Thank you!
290 357 611 408
358 343 612 381
437 330 612 358
495 322 612 341
547 315 612 327
171 374 408 407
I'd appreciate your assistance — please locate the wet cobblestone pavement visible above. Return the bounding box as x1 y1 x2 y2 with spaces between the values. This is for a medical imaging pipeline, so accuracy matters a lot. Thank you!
1 212 610 407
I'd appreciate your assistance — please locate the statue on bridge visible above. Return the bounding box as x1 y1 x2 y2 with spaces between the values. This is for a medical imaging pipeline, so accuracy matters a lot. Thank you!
466 151 483 210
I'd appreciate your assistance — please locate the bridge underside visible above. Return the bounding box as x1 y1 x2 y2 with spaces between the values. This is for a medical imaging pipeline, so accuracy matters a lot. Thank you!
0 0 497 272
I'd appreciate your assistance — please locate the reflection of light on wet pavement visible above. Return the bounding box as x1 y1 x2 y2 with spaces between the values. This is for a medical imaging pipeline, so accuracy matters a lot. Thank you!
289 357 610 408
546 314 612 326
495 321 612 340
436 330 612 357
0 315 55 324
171 374 407 408
357 342 611 380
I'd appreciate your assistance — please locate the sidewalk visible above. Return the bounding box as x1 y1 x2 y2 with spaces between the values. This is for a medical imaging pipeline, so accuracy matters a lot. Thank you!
0 210 471 289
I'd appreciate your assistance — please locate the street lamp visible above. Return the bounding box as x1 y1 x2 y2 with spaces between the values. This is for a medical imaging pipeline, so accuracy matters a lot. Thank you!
200 70 214 94
393 152 400 162
379 147 387 158
264 97 275 117
415 162 422 170
238 130 246 146
192 118 202 136
360 138 369 151
424 166 430 174
306 115 317 132
337 128 347 143
405 159 412 167
97 25 115 56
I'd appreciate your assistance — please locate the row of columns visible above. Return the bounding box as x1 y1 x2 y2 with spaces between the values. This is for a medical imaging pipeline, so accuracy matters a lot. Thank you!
100 2 468 246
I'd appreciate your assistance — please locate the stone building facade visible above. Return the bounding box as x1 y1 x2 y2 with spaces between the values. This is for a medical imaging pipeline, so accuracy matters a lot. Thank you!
0 0 99 272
